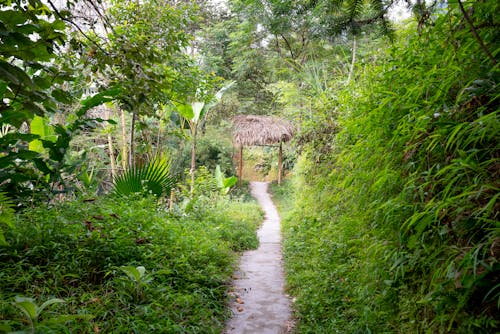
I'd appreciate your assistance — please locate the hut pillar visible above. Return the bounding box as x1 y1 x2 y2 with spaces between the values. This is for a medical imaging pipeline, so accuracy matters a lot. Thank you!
278 141 283 185
238 144 243 185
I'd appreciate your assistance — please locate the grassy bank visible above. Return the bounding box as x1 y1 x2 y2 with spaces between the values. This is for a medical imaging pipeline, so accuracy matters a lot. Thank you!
272 12 499 334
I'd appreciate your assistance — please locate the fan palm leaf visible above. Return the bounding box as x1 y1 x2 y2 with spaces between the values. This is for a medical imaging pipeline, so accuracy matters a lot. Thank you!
113 156 175 197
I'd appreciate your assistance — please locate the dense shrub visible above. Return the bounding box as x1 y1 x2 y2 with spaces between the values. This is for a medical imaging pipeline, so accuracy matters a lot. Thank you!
171 124 236 178
279 4 499 333
0 193 262 333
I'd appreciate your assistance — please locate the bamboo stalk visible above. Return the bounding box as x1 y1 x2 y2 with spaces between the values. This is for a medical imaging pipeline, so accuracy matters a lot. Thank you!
120 109 128 170
129 112 136 168
190 131 196 195
169 189 175 211
105 108 117 180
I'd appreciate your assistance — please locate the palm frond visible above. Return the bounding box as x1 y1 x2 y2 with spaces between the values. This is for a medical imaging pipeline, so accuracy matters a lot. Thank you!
113 155 175 198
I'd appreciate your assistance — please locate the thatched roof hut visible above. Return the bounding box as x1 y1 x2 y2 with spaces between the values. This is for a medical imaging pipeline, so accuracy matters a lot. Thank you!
232 115 294 184
232 115 294 146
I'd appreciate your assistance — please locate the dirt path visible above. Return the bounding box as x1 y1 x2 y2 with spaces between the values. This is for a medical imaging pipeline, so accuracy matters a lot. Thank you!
224 181 292 334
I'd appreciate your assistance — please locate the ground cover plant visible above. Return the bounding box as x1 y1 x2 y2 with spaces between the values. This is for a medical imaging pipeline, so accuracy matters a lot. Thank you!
278 2 499 333
0 192 262 333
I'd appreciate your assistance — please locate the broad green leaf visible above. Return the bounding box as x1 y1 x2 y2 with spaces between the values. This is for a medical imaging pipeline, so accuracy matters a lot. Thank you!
223 176 238 188
0 80 7 98
29 116 56 153
38 298 65 315
0 61 34 88
33 76 51 89
0 108 33 127
120 265 146 282
77 86 122 117
214 165 237 194
22 100 46 117
191 101 205 124
51 88 74 104
0 10 28 26
13 297 37 321
28 139 44 154
174 102 194 120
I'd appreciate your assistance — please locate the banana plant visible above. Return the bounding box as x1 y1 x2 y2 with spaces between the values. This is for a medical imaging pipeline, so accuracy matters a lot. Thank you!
173 82 234 195
214 165 238 195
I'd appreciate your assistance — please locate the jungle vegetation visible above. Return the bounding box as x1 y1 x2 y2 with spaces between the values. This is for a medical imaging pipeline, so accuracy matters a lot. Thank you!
0 0 498 333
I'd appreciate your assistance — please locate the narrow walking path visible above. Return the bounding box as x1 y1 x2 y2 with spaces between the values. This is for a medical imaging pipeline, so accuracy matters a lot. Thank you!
225 181 292 334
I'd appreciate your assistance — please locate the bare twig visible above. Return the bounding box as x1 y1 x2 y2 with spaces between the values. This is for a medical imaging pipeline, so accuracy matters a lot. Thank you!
280 34 295 60
46 0 109 56
85 0 116 35
457 0 497 65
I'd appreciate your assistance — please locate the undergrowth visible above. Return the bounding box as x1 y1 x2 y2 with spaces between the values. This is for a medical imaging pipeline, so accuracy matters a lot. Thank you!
279 3 499 333
0 191 262 333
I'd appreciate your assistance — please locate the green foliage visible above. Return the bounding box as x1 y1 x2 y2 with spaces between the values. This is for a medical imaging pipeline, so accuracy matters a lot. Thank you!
0 193 262 333
171 123 236 177
119 266 148 284
113 156 175 197
0 192 14 246
87 0 198 114
28 116 57 154
215 165 238 194
279 2 500 333
0 0 71 204
119 265 152 302
0 2 123 205
12 296 65 334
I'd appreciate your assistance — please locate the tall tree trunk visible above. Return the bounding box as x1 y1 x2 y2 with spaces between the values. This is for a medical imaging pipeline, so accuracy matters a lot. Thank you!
347 36 357 84
129 111 136 168
108 132 117 180
190 127 197 196
105 108 117 180
120 109 128 170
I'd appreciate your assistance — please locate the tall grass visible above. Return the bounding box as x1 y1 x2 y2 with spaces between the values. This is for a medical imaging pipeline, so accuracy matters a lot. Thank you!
281 3 499 332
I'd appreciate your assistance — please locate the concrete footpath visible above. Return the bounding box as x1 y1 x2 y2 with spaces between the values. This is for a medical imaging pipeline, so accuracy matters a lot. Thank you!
224 181 292 334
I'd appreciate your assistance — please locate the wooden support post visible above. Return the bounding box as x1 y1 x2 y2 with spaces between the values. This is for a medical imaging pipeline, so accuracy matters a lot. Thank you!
278 141 283 185
238 145 243 186
169 189 175 211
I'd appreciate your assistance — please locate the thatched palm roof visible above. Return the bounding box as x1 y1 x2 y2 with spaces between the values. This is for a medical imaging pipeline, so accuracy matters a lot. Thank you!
232 115 294 146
